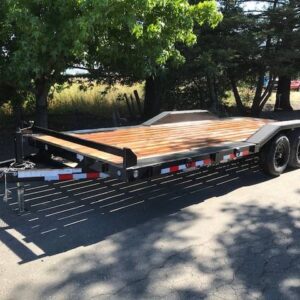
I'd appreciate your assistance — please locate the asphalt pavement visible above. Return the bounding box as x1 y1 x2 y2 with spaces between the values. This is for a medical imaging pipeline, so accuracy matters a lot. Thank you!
0 157 300 300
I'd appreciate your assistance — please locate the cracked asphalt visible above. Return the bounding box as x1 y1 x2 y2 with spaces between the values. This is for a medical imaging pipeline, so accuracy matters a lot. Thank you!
0 158 300 300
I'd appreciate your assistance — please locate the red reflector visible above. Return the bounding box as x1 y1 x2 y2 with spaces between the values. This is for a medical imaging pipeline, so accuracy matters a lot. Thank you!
243 150 250 156
186 161 196 168
59 174 73 181
204 159 212 165
170 166 179 172
87 173 100 179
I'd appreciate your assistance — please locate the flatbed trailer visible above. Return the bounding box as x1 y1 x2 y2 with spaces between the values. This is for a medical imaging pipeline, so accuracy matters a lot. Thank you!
1 110 300 213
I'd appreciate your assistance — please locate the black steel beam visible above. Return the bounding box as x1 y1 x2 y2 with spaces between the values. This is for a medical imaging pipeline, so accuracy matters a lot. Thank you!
0 159 15 168
14 128 24 165
31 125 138 168
125 144 257 181
32 126 124 156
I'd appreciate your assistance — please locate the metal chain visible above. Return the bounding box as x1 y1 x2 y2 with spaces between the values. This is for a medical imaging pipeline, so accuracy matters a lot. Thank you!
1 160 35 203
8 160 36 172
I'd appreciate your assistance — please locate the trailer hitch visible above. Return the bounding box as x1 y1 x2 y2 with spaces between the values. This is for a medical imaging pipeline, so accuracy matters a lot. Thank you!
13 121 35 168
1 162 34 214
1 125 35 214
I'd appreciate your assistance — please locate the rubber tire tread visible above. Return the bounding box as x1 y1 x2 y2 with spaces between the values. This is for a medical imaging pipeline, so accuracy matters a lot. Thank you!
288 130 300 168
260 134 290 177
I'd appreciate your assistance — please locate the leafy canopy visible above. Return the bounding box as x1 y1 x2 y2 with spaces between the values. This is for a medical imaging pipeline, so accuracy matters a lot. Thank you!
0 0 222 125
3 0 88 88
86 0 222 78
1 0 222 85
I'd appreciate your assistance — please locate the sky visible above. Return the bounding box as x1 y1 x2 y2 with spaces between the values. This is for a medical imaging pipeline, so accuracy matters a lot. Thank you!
242 1 270 12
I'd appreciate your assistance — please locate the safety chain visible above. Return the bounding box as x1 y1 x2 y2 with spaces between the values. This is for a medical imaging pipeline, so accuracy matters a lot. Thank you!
1 160 35 203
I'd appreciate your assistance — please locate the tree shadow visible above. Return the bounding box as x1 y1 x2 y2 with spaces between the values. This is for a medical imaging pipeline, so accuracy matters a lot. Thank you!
195 203 300 299
0 156 269 263
2 157 298 299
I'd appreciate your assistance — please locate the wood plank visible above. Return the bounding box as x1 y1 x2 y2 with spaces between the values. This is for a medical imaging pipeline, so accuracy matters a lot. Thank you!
76 121 268 146
33 118 271 165
33 135 123 165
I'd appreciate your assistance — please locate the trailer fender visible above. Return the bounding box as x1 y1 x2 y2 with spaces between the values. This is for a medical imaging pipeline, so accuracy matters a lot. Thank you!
247 120 300 149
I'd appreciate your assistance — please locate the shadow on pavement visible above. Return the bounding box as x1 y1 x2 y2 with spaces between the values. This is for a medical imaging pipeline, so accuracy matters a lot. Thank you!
0 156 270 264
204 203 300 299
1 156 300 299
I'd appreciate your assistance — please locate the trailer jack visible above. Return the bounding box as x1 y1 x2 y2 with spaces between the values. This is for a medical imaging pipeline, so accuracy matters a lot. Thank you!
2 170 26 215
3 173 11 203
16 182 25 214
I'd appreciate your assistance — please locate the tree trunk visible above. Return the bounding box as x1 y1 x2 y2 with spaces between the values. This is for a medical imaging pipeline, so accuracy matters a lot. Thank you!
251 72 265 116
144 76 162 119
251 0 279 115
275 75 293 111
35 78 51 127
229 77 245 114
207 75 218 113
259 76 275 111
12 99 23 128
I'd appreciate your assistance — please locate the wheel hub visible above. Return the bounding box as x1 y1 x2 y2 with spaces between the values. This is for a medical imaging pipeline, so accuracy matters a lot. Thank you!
274 141 288 168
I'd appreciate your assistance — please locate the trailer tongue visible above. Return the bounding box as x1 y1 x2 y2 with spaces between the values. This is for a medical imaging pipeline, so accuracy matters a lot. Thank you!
1 110 300 213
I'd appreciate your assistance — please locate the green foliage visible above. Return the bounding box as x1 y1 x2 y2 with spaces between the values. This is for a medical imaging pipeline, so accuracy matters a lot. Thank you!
4 0 88 87
162 0 300 115
266 0 300 77
0 81 145 130
0 1 16 106
86 0 222 78
0 0 222 125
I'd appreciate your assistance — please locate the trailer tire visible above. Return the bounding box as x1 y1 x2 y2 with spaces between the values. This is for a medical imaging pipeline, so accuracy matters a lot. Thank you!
288 130 300 168
260 134 290 177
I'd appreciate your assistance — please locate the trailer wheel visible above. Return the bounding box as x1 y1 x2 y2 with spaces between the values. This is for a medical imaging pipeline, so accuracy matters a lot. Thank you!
288 130 300 168
260 134 290 176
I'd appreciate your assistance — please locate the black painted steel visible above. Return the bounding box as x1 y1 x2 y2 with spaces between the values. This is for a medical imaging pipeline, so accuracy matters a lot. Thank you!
14 128 24 165
5 118 298 183
0 159 15 168
31 125 138 168
125 145 256 181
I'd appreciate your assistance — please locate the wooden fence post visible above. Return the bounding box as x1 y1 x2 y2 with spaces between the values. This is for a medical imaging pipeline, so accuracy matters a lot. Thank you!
124 93 135 119
134 90 143 116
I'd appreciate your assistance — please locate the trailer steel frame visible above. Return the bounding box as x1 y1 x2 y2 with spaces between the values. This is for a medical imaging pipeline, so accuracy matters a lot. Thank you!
1 111 300 213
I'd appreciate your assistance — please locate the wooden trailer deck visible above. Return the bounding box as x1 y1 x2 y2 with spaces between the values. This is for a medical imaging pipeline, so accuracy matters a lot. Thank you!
32 117 271 166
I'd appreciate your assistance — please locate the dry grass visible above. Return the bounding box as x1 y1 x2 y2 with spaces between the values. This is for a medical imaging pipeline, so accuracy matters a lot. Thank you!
1 83 299 130
0 82 145 129
224 90 300 110
265 91 300 110
49 82 145 117
0 103 14 129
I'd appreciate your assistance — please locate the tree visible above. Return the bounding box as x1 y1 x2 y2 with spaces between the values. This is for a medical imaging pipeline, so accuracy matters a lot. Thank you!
152 0 277 116
0 0 29 124
3 0 88 127
2 0 222 125
85 0 222 118
0 0 15 107
217 0 281 115
273 0 300 110
156 1 266 116
220 0 300 114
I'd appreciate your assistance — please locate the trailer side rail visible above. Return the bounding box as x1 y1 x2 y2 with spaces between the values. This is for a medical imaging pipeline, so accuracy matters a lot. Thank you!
31 125 138 168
